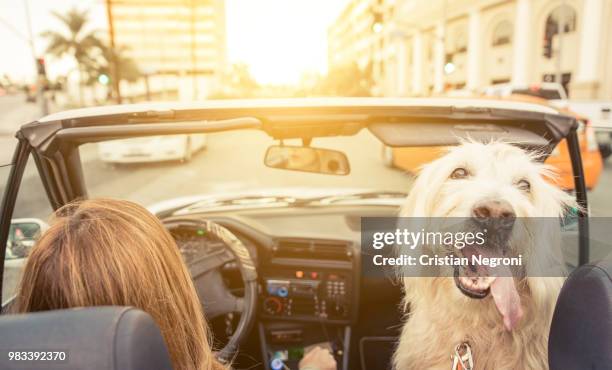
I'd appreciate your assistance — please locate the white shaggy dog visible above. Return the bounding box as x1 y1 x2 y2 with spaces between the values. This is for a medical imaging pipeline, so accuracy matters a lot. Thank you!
393 141 575 370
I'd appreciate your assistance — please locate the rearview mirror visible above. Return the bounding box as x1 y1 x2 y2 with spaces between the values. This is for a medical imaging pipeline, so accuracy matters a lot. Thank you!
264 145 350 175
6 218 48 259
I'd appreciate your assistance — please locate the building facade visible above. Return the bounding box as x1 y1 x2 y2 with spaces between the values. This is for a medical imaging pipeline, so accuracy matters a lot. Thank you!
329 0 383 69
107 0 226 100
328 0 398 95
330 0 612 99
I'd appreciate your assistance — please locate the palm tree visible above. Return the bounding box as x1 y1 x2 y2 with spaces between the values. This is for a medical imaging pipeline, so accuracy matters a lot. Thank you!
41 8 103 105
85 45 141 87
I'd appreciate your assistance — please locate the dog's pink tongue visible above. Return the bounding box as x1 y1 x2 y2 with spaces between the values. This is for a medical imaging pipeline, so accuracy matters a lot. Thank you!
490 275 523 331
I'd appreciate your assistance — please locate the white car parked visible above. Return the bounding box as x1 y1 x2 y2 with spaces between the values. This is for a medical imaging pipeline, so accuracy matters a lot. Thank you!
98 134 207 164
482 82 568 100
483 82 612 159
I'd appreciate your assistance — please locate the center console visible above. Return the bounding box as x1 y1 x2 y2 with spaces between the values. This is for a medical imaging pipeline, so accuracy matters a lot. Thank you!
262 269 351 321
258 238 358 370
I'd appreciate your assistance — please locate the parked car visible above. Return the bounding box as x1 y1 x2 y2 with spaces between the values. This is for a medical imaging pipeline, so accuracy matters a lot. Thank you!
483 82 612 159
482 82 568 100
550 100 612 159
98 134 206 164
6 218 49 259
383 95 603 191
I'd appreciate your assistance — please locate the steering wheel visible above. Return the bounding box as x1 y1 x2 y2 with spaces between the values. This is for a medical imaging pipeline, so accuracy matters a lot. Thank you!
162 217 258 364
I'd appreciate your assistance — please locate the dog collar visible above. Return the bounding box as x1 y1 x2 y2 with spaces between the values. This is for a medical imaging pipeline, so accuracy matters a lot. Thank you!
451 342 474 370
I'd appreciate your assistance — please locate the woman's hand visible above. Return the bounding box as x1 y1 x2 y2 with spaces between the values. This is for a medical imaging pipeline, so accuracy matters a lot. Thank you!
298 346 337 370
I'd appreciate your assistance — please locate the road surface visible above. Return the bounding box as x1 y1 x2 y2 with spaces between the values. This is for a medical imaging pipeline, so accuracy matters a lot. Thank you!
0 93 49 164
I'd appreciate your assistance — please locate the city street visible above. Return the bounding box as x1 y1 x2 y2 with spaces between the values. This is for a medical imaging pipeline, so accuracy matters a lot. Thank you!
0 94 610 221
0 93 44 135
1 1 611 367
0 93 45 163
3 103 612 304
20 129 415 218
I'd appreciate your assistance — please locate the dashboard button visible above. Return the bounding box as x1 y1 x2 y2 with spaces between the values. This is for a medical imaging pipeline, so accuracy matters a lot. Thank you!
263 297 283 315
277 286 289 297
270 358 284 370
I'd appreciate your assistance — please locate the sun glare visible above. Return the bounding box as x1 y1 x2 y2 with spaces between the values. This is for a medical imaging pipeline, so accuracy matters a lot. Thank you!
225 0 348 85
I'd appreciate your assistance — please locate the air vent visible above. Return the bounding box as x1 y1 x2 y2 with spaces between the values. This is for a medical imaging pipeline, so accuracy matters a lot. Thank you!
273 239 352 261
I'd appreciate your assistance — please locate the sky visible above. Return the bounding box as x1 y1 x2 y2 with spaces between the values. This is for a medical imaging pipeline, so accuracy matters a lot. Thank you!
0 0 348 85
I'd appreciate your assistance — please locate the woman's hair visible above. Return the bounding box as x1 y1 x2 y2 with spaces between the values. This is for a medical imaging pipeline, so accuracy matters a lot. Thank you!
15 198 224 370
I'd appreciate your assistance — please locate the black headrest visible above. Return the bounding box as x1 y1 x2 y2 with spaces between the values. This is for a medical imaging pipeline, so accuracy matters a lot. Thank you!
0 306 173 370
549 258 612 370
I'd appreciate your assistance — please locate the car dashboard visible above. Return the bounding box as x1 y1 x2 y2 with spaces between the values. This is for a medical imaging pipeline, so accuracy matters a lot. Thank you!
169 203 402 370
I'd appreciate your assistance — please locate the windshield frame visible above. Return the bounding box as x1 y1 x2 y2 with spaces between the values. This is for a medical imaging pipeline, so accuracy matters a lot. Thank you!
19 101 583 201
12 99 590 268
0 138 31 303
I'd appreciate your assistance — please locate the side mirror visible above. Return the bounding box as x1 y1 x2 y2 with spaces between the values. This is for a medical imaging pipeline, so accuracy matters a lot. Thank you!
6 218 48 259
264 145 350 176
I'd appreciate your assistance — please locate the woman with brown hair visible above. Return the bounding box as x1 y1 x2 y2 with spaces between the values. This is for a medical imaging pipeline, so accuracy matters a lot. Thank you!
14 198 336 370
14 198 225 370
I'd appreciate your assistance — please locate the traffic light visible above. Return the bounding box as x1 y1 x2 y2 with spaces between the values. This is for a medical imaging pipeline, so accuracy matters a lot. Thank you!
372 10 383 33
371 2 383 33
98 74 110 85
36 58 47 76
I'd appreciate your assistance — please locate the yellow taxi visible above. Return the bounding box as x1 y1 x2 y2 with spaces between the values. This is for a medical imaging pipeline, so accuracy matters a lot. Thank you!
382 95 603 191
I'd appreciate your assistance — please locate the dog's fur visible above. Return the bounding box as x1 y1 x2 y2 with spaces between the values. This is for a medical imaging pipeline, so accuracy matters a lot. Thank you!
393 142 575 370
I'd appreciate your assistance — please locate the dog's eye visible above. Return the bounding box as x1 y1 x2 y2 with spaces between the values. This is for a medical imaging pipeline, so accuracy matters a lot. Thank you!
517 179 531 192
450 168 469 179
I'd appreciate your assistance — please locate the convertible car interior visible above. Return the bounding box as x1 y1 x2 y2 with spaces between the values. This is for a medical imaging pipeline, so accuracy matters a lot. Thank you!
161 197 406 369
549 257 612 368
0 98 608 370
1 256 609 370
0 306 174 370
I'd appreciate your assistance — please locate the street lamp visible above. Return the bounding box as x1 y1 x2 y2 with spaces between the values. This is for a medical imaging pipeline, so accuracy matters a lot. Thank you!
444 62 455 75
371 3 383 33
98 74 110 85
370 1 385 96
372 22 383 34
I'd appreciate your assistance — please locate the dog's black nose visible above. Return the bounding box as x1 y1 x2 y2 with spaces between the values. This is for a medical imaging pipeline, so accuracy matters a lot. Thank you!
471 199 516 230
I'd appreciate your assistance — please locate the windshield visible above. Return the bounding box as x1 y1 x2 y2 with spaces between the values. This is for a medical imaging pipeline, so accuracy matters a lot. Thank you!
81 129 413 207
79 125 612 218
